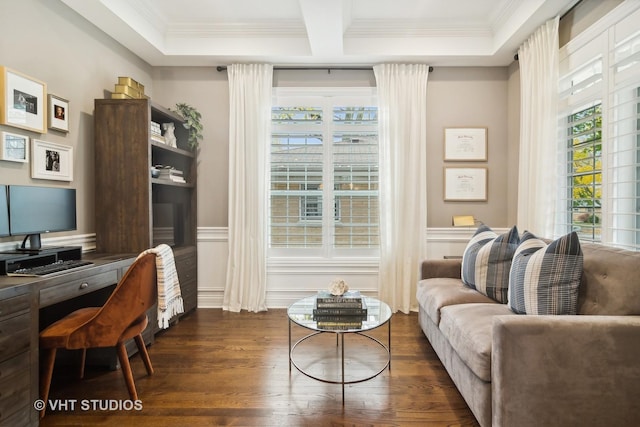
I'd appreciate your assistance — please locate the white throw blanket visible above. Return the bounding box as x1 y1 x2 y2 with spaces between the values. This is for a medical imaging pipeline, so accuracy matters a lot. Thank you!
137 244 184 329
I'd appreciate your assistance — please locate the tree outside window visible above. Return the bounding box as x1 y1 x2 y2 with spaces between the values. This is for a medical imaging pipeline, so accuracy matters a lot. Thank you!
567 104 602 241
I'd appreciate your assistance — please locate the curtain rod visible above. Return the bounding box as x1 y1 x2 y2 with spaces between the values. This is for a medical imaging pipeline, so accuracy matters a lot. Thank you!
216 65 434 73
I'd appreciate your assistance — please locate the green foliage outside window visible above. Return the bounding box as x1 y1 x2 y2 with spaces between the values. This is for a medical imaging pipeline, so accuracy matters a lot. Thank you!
568 104 602 239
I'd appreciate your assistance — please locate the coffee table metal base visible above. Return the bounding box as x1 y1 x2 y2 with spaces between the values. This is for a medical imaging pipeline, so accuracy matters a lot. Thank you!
288 320 391 404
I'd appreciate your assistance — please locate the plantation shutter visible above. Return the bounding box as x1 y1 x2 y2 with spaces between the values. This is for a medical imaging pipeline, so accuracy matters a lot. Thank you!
606 10 640 250
269 92 379 255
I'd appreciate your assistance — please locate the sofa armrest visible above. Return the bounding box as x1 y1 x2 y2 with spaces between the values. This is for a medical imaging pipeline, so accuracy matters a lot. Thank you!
420 259 462 280
492 315 640 427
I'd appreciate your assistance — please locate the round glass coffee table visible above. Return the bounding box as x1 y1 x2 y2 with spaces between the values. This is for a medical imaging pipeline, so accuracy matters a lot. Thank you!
287 295 392 403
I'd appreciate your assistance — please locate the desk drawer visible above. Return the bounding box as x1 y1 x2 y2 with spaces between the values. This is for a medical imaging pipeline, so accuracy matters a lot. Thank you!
0 404 30 427
0 292 29 320
0 353 30 424
0 351 29 380
0 312 30 362
40 270 118 307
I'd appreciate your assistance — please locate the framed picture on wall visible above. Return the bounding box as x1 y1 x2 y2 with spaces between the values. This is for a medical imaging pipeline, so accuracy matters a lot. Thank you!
444 167 488 201
0 66 47 133
31 139 73 181
444 127 487 161
48 94 69 133
0 131 29 163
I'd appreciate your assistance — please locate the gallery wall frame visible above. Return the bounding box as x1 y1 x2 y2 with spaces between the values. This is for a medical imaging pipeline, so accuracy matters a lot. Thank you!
0 131 29 163
444 127 487 161
31 139 73 181
0 66 47 133
48 94 69 133
444 167 488 201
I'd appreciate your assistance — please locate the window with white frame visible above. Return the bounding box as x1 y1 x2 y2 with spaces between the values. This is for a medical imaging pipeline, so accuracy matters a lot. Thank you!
269 89 379 256
558 3 640 250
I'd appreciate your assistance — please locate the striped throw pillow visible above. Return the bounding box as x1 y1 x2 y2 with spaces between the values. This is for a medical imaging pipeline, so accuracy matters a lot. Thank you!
461 225 520 303
508 231 583 315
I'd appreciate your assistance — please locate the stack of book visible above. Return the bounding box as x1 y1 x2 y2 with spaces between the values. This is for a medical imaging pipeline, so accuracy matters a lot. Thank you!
313 291 367 330
150 121 165 144
155 166 186 183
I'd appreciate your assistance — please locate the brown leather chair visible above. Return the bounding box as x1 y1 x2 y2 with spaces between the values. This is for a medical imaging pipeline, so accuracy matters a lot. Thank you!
39 253 157 418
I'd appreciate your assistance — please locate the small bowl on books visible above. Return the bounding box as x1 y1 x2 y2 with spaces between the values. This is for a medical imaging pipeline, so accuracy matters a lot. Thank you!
150 167 160 178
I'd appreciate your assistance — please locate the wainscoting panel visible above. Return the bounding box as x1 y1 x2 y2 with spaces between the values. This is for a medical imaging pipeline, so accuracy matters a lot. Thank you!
197 227 228 308
195 226 504 309
0 228 501 309
0 233 96 253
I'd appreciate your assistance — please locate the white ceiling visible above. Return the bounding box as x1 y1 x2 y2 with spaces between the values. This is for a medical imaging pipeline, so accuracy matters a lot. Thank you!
60 0 578 67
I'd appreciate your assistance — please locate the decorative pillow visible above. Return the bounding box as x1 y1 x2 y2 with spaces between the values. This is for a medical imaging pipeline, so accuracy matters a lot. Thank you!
461 224 520 303
508 231 583 315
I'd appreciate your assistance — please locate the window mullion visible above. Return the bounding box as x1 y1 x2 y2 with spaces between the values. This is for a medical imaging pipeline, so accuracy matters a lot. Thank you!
323 99 334 258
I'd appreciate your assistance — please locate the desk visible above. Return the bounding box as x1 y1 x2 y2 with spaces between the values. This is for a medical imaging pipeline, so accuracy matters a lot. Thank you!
0 253 136 427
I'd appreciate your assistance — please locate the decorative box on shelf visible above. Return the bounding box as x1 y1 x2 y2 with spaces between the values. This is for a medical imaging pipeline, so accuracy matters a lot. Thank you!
111 76 146 99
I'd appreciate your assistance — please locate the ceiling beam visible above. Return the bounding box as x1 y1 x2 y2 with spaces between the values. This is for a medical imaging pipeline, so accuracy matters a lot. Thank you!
298 0 346 56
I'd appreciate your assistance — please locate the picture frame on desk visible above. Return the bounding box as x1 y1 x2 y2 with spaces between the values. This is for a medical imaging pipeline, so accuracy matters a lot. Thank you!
48 94 69 133
0 66 47 133
31 139 73 181
0 131 29 163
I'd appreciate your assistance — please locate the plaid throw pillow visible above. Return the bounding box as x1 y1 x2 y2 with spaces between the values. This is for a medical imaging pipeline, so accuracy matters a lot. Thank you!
461 225 520 303
508 231 583 315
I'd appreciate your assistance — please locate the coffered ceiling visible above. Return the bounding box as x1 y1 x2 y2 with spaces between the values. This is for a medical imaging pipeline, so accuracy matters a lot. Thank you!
59 0 578 67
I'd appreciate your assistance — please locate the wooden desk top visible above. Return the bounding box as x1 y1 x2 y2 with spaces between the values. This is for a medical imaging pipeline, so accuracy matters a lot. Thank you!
0 252 136 306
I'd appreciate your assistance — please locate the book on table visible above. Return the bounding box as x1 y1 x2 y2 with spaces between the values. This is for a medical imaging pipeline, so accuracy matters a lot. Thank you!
313 290 367 316
316 320 363 330
314 313 367 330
316 290 362 306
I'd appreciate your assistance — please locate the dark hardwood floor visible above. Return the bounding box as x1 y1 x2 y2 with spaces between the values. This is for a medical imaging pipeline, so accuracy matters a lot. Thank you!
39 309 479 426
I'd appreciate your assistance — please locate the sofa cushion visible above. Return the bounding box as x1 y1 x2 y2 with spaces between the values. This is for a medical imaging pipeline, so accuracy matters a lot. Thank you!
417 278 496 325
461 225 519 303
508 231 583 315
577 241 640 315
439 303 515 382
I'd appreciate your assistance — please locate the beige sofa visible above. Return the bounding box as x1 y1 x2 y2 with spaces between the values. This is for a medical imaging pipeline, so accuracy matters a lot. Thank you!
417 241 640 427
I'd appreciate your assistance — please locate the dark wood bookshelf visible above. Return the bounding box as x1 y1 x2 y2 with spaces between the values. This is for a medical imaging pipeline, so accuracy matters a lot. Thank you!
93 98 198 318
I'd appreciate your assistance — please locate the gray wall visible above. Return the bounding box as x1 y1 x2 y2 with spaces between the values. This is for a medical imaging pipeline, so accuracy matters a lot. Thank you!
426 67 511 227
559 0 624 47
152 67 230 227
0 0 153 245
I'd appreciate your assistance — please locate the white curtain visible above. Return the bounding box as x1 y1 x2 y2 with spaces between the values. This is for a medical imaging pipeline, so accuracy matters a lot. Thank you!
517 17 559 237
223 64 273 312
374 64 429 314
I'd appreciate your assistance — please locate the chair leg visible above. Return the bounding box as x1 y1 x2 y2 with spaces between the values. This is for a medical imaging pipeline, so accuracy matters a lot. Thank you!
116 342 138 401
78 348 87 379
134 334 154 375
40 348 57 419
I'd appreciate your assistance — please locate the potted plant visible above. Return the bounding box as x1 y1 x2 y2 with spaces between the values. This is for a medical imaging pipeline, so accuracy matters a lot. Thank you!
174 103 203 149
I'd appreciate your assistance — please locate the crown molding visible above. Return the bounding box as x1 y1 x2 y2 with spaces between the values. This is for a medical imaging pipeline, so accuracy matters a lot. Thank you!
167 21 307 38
345 20 491 38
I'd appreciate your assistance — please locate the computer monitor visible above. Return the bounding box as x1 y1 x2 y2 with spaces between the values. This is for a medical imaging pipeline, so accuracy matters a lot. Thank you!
8 185 77 250
0 186 9 237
